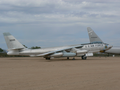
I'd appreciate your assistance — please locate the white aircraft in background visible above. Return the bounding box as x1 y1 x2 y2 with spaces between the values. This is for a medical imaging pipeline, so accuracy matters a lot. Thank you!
3 31 112 60
87 27 120 55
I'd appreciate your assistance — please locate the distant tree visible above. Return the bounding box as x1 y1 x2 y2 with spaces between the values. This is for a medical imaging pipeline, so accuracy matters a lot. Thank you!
0 48 3 52
30 46 41 49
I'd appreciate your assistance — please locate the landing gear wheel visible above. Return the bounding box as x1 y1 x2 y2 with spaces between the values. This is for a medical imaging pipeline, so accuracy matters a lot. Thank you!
73 57 75 60
46 57 51 60
67 57 69 59
81 56 87 60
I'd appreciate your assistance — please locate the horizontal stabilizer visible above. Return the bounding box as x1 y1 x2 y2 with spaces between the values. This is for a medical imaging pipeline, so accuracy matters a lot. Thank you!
9 48 25 50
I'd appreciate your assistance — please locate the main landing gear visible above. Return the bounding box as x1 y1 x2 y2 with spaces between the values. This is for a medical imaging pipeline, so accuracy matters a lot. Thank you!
46 57 50 60
81 55 87 60
67 57 75 60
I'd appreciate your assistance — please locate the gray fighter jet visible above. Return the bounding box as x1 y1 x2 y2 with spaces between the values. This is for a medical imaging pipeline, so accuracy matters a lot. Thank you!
87 27 120 55
3 32 112 60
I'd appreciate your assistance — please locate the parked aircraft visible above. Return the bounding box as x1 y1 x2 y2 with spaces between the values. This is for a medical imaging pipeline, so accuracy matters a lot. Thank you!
87 27 120 55
3 32 112 60
105 47 120 55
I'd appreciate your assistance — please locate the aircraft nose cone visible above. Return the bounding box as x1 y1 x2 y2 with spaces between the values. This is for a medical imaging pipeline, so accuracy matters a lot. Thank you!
100 45 113 53
108 45 113 49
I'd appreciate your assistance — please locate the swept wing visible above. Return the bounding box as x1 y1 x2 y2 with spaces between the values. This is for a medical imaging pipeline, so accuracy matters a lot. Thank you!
36 45 83 57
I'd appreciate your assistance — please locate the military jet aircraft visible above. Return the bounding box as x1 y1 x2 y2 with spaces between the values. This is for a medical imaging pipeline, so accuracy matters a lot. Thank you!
3 31 112 60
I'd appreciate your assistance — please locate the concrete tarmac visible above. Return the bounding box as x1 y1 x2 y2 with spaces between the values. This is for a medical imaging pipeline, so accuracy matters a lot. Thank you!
0 57 120 90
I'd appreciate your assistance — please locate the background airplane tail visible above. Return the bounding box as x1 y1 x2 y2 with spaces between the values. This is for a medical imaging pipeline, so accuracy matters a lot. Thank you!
87 27 103 43
3 32 25 50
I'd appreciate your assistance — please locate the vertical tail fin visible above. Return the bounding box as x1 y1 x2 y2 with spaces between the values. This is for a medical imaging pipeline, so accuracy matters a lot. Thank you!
3 32 25 50
87 27 103 43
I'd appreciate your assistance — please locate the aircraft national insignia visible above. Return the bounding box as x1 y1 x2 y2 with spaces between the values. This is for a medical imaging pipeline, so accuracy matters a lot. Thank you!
105 46 107 48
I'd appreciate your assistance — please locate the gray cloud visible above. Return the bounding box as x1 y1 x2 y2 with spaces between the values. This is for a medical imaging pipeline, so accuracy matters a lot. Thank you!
0 0 120 24
0 0 120 49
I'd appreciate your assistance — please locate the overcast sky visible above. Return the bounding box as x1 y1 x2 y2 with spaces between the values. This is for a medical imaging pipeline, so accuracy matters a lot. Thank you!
0 0 120 49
